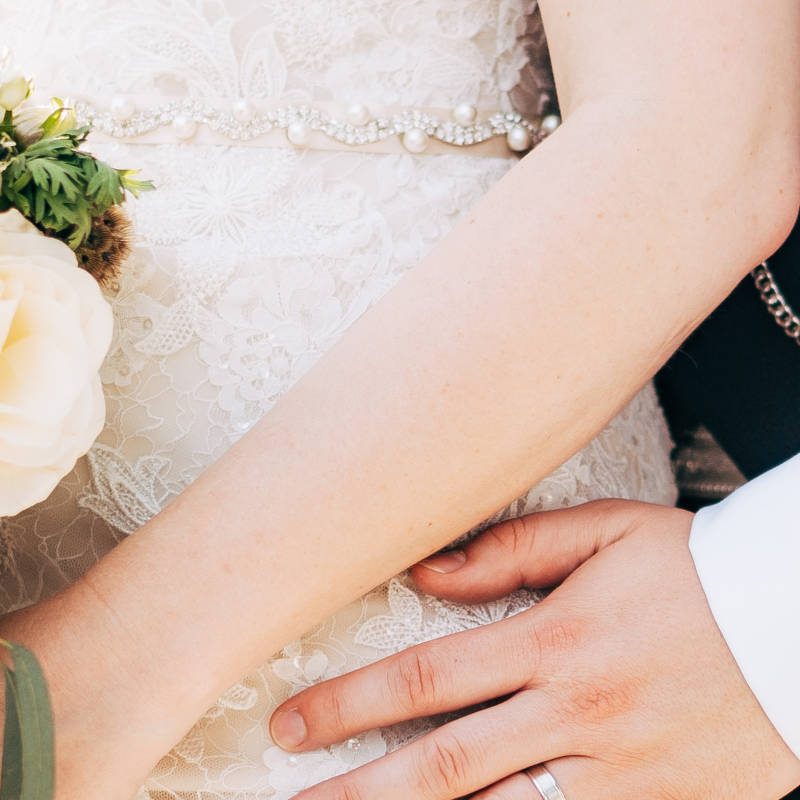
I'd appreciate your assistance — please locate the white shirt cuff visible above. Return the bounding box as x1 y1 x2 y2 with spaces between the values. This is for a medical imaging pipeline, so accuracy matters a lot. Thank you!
689 453 800 759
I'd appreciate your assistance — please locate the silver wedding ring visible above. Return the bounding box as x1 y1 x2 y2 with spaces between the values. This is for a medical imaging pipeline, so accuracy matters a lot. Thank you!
525 764 568 800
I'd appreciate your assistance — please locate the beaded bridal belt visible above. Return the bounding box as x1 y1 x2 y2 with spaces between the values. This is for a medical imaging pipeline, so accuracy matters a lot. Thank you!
68 95 561 157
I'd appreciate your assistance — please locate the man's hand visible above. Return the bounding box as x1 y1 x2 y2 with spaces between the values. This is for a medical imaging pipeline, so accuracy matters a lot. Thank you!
269 500 800 799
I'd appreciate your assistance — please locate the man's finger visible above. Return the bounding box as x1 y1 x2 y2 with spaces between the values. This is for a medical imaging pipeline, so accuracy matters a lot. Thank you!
269 611 544 752
289 690 570 800
411 499 675 603
470 757 589 800
469 772 540 800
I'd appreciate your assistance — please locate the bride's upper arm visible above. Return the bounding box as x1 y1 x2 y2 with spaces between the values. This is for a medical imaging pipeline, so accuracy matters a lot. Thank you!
539 1 798 116
537 0 800 251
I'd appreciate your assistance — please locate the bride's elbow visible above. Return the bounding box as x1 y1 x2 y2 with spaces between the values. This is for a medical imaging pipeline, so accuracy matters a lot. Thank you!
728 131 800 263
600 95 798 264
750 143 800 259
664 88 800 260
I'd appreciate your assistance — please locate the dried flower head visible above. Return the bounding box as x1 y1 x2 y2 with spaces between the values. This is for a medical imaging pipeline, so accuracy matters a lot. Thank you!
74 206 132 286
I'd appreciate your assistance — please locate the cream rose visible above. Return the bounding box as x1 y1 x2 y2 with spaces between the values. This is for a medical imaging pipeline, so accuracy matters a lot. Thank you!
0 210 113 516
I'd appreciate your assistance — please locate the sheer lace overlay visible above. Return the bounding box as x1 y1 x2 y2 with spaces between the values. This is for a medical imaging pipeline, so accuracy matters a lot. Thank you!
3 2 676 797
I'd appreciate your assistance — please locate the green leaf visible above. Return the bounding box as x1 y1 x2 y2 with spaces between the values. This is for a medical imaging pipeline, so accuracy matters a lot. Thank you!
24 127 89 154
67 213 92 249
0 642 55 800
9 192 31 218
1 668 22 800
38 106 78 141
28 158 80 200
85 159 122 207
118 169 155 198
33 189 46 225
10 170 31 193
0 111 12 139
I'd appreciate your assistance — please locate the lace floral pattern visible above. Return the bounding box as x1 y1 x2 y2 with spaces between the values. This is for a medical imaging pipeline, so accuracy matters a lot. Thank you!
4 0 531 113
2 2 677 797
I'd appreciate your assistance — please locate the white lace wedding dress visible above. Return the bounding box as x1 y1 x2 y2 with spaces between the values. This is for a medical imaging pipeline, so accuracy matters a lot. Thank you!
3 2 677 797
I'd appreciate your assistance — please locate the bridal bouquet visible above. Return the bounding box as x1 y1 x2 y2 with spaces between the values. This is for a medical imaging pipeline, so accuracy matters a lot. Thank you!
0 54 152 798
0 57 152 519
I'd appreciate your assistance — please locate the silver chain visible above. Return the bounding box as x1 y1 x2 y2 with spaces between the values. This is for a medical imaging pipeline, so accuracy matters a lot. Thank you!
751 260 800 347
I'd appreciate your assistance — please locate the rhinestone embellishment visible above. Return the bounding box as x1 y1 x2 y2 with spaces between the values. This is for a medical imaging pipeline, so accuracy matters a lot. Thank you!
74 99 550 152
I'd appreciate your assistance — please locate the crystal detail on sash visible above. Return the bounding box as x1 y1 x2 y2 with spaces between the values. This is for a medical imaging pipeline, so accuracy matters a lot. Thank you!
74 99 550 152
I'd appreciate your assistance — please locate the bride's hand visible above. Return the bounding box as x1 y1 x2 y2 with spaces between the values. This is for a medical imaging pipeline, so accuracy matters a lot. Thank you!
269 500 800 799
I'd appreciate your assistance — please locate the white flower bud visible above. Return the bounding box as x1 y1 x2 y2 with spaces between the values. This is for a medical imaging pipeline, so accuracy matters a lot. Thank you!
14 99 77 145
0 59 30 111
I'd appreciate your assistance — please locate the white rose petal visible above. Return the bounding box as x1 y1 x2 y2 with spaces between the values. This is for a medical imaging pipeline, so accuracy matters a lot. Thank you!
0 298 19 349
0 209 38 235
0 210 113 516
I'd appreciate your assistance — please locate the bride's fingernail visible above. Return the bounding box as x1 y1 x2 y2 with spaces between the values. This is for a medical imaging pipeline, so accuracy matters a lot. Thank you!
271 708 308 749
419 550 467 574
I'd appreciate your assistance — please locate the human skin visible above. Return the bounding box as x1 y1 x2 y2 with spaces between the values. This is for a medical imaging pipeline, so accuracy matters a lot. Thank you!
270 500 800 799
0 2 797 797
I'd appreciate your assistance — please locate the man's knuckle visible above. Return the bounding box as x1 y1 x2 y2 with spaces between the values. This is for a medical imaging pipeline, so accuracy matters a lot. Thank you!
483 515 531 557
588 498 650 541
506 516 529 552
568 677 635 724
482 523 506 551
415 734 472 797
529 615 583 659
586 498 622 514
319 684 350 735
514 613 587 678
389 649 442 711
